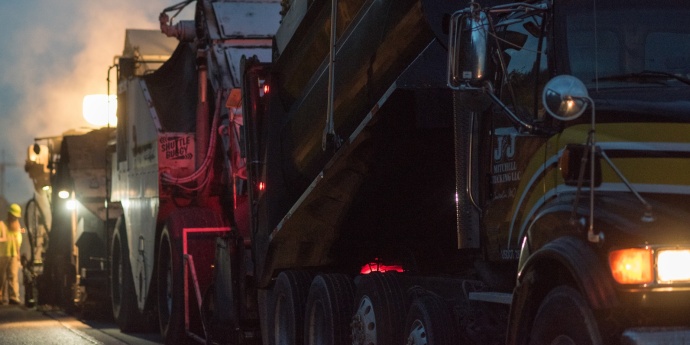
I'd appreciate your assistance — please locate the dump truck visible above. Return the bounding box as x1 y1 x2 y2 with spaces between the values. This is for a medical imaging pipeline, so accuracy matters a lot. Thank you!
111 0 690 344
446 0 690 343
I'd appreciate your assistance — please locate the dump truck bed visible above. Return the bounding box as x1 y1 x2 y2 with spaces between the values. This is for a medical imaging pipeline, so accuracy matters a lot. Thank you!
252 0 465 285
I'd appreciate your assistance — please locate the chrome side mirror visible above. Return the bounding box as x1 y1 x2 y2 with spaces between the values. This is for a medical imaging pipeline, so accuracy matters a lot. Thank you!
542 75 589 121
448 8 490 89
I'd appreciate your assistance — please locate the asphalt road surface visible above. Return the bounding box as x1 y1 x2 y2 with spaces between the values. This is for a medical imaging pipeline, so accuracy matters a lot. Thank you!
0 303 163 345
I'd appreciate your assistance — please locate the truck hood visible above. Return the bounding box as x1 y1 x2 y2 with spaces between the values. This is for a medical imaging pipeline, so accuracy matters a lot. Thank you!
591 86 690 122
593 192 690 248
554 85 690 246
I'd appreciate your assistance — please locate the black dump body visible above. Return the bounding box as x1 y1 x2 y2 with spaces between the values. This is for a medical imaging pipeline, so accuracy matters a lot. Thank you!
250 0 471 286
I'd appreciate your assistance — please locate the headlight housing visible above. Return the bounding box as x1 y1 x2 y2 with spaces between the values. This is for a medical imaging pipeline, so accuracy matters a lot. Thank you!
609 247 690 285
657 249 690 284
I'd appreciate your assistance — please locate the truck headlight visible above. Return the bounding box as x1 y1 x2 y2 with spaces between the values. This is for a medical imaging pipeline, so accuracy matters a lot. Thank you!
609 247 690 285
657 249 690 284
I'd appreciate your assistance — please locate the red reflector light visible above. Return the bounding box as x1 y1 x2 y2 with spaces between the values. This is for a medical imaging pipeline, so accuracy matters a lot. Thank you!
263 84 270 95
258 182 266 191
360 259 404 274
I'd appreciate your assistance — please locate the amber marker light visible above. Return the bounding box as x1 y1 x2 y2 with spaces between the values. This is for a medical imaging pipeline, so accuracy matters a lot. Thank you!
657 249 690 283
609 248 654 285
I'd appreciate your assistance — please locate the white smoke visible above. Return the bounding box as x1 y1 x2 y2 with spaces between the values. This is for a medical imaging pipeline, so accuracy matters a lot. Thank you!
0 1 192 205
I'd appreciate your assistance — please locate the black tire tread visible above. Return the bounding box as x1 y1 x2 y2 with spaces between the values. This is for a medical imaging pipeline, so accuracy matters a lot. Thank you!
157 208 223 344
111 217 146 332
304 273 356 345
529 285 603 345
354 272 407 345
268 270 314 345
404 294 458 345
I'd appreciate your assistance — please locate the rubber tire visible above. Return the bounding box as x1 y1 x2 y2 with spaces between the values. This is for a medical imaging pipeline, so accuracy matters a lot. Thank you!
267 270 313 345
404 294 458 345
157 228 184 345
157 208 224 344
352 272 407 345
304 274 356 345
110 218 144 332
529 286 603 345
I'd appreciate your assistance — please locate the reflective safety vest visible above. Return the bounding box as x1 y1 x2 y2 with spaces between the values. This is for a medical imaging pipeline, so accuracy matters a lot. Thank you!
0 221 21 257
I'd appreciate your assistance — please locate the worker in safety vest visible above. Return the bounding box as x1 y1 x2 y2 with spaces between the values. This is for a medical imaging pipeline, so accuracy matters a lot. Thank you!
0 204 23 305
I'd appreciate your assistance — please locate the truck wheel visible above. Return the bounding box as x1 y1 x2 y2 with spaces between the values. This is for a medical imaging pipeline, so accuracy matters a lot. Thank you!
157 208 225 344
529 286 603 345
404 294 458 345
267 270 313 345
304 273 356 345
110 219 144 332
157 228 185 344
351 272 406 345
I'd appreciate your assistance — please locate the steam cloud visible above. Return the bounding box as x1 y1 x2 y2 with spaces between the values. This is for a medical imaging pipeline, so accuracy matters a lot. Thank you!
0 1 190 204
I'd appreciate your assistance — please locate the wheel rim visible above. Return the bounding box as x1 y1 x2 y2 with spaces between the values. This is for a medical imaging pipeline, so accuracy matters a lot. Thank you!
118 260 124 288
407 319 428 345
352 295 377 345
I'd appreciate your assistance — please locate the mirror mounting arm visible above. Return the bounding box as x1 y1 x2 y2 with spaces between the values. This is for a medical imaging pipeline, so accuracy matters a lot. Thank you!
483 82 535 133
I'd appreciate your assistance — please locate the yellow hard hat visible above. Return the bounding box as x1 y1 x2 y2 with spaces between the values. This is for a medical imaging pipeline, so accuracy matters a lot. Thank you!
9 204 21 218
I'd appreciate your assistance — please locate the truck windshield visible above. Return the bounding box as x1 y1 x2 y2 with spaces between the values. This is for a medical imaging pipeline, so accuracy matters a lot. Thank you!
560 0 690 87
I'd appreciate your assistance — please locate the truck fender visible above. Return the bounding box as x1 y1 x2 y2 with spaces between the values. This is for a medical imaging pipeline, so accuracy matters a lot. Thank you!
507 236 617 345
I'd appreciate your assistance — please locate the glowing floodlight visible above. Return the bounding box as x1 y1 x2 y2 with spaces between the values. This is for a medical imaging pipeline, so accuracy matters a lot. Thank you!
83 94 117 127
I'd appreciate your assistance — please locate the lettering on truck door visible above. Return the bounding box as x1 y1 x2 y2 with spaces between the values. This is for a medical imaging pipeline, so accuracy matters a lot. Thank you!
481 11 552 262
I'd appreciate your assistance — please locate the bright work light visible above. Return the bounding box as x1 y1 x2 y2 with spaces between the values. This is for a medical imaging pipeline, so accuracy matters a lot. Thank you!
83 94 117 127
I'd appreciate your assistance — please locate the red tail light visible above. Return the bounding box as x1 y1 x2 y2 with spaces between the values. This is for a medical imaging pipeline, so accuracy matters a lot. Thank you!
360 259 404 274
258 181 266 191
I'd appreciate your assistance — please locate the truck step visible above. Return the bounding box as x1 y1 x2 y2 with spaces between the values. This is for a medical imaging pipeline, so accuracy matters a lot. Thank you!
468 292 513 305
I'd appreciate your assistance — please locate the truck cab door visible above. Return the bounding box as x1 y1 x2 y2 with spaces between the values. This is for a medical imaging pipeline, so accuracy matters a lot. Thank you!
482 11 554 262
